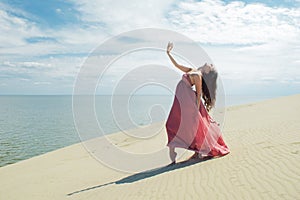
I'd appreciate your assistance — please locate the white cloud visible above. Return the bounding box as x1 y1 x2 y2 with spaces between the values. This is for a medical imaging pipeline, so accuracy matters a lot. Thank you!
168 0 300 45
0 8 41 47
22 61 52 68
164 0 300 88
0 2 109 56
0 0 299 94
1 57 82 81
69 0 175 34
0 2 102 91
55 8 62 13
205 42 300 85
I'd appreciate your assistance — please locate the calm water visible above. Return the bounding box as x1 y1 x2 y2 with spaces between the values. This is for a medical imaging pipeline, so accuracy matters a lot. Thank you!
0 94 279 167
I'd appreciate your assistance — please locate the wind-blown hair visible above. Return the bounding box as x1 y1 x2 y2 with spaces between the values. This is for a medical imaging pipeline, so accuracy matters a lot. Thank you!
201 69 218 112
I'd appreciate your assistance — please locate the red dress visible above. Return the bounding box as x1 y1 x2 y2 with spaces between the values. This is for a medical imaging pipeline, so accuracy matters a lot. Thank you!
165 73 230 157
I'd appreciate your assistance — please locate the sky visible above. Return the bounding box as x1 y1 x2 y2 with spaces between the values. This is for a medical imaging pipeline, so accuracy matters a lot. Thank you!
0 0 299 96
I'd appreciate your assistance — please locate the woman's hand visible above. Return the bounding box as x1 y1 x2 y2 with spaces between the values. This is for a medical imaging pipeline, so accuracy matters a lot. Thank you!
166 41 173 54
166 41 193 73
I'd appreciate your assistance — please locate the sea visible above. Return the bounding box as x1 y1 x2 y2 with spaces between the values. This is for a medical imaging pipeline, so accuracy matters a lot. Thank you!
0 94 280 167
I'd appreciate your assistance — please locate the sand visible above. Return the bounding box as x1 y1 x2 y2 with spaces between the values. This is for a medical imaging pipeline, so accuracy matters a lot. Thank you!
0 94 299 200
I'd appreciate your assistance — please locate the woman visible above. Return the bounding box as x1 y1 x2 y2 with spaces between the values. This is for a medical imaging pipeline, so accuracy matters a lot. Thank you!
165 42 230 164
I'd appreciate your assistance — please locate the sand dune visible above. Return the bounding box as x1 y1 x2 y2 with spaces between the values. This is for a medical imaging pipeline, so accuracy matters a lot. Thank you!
0 94 299 199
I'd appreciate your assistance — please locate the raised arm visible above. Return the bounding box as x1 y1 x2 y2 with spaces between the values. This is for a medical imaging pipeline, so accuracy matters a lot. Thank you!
166 42 193 73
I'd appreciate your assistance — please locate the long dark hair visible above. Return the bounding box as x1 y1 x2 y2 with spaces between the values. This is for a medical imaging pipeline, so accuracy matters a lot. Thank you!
201 69 218 112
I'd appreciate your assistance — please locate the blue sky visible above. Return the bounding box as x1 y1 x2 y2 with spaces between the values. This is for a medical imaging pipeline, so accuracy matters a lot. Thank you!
1 0 81 27
0 0 299 97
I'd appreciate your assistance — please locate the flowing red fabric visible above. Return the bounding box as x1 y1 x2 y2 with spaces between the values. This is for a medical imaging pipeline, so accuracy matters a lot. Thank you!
166 73 230 157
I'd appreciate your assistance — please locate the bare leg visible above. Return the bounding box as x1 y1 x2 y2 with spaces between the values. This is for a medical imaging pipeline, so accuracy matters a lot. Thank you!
169 147 177 164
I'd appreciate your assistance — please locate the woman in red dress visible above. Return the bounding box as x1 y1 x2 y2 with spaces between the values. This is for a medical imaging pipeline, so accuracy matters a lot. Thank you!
165 42 230 164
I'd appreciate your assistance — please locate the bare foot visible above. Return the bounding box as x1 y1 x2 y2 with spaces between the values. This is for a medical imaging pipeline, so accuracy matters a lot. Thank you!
199 154 214 160
188 153 214 161
188 152 200 160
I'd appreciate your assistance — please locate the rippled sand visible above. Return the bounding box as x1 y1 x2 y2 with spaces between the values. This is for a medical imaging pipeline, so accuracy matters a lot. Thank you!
0 94 299 199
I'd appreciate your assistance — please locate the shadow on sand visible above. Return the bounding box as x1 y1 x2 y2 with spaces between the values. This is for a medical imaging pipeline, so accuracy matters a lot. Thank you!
67 157 212 196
